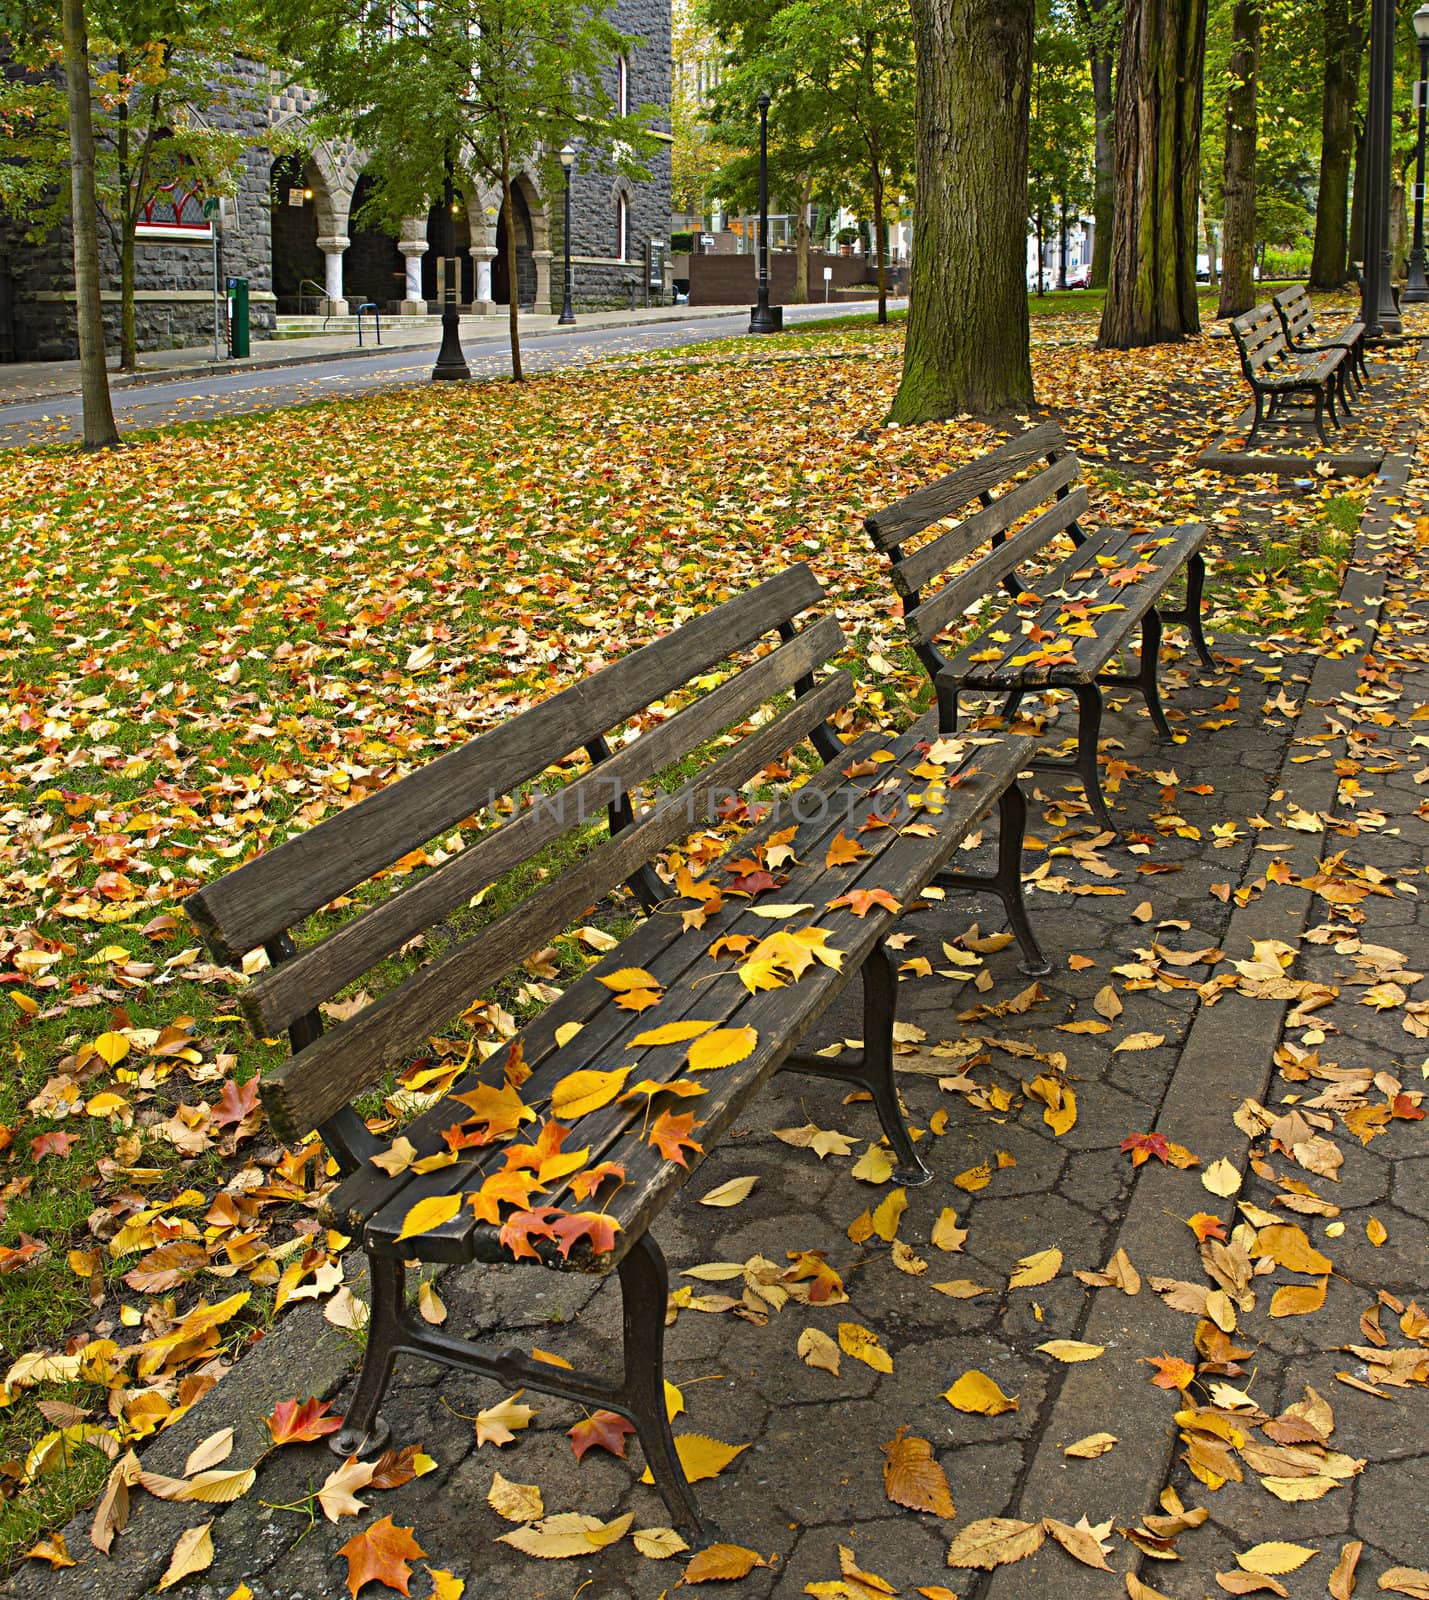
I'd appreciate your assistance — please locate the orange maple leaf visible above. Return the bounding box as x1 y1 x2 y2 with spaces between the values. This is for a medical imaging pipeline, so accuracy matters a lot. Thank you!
501 1120 573 1173
613 987 664 1013
826 888 902 918
568 1160 627 1202
1144 1352 1197 1391
647 1109 704 1168
1184 1212 1227 1242
567 1409 636 1461
266 1396 344 1447
445 1081 534 1144
213 1074 260 1129
825 831 867 868
466 1169 547 1226
551 1210 621 1260
498 1206 564 1261
784 1249 844 1303
338 1513 427 1598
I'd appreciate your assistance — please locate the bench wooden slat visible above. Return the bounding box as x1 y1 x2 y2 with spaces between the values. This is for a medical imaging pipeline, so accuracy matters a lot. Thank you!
261 671 853 1141
185 563 827 963
360 728 1031 1264
905 485 1090 647
863 420 1067 550
241 615 848 1037
893 452 1080 600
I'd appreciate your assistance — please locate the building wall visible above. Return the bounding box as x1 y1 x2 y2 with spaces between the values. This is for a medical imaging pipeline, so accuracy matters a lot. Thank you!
0 3 673 361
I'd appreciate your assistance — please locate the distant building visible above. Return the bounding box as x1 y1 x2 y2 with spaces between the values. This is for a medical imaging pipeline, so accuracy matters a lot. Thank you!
0 1 672 362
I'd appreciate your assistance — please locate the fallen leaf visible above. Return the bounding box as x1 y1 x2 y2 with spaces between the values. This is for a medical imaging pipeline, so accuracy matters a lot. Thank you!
1036 1340 1104 1363
943 1370 1019 1415
683 1544 767 1582
1065 1432 1117 1458
318 1456 377 1522
798 1326 841 1375
1236 1541 1318 1575
699 1175 759 1208
1203 1157 1243 1197
486 1471 543 1523
633 1526 690 1559
1009 1248 1062 1288
882 1427 955 1517
156 1523 214 1591
266 1396 344 1447
946 1516 1045 1569
838 1321 894 1373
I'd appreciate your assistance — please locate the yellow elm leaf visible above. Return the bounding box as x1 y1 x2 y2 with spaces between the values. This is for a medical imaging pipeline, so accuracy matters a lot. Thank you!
683 1544 766 1583
396 1193 463 1243
486 1472 543 1524
1093 985 1123 1021
797 1327 841 1375
632 1526 690 1559
1235 1542 1319 1575
954 1161 992 1193
181 1429 234 1477
871 1187 907 1242
1268 1278 1328 1318
639 1434 747 1484
930 1279 994 1299
418 1281 446 1325
942 1371 1019 1415
497 1511 633 1559
945 1516 1045 1569
747 902 815 919
93 1031 130 1066
1009 1247 1062 1288
1202 1157 1242 1197
1036 1340 1105 1363
1379 1569 1429 1598
882 1427 955 1518
1256 1224 1332 1276
1044 1517 1113 1571
550 1066 630 1120
698 1176 758 1208
687 1027 758 1072
156 1523 214 1591
1064 1433 1118 1458
1114 1031 1166 1053
627 1020 716 1047
597 967 660 993
838 1321 894 1374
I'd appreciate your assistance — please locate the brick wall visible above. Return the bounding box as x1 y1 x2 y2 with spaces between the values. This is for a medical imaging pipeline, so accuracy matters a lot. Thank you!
685 250 907 307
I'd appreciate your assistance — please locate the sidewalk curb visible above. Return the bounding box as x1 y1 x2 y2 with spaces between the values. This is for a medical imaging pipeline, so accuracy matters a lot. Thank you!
978 453 1407 1597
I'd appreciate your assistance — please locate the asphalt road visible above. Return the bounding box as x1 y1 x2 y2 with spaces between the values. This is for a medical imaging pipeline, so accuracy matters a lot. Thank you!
0 301 890 450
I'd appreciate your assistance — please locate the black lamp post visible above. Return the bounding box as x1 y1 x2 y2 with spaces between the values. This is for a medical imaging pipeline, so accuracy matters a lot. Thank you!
1406 6 1429 303
748 91 780 333
432 157 471 381
558 142 577 325
1361 0 1401 337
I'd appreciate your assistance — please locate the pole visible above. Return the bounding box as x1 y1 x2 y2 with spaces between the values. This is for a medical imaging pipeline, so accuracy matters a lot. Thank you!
749 92 778 334
432 156 471 381
558 160 576 325
1407 38 1429 301
1378 0 1403 333
1361 0 1390 336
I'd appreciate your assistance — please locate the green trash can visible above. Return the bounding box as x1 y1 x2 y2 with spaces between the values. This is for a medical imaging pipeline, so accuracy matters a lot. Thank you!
225 276 250 358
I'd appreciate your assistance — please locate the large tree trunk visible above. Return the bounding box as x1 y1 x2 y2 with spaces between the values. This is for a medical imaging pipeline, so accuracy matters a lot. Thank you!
1348 115 1366 269
1309 0 1362 289
793 175 812 303
1216 0 1259 318
889 0 1034 421
499 137 522 381
61 0 118 446
1098 0 1209 349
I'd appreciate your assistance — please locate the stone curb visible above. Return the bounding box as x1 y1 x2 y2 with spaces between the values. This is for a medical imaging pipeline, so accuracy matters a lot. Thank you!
977 452 1408 1598
0 1268 364 1599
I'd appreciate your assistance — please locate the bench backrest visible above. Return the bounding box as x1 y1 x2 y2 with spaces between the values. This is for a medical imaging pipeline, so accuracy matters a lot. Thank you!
1272 285 1315 344
863 421 1090 672
1230 304 1289 374
185 565 851 1157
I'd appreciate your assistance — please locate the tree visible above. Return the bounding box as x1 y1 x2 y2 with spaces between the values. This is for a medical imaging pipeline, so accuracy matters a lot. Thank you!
1217 0 1259 316
1028 4 1095 293
1070 0 1121 286
62 0 119 445
888 0 1036 421
1097 0 1208 349
1309 0 1363 286
275 0 655 381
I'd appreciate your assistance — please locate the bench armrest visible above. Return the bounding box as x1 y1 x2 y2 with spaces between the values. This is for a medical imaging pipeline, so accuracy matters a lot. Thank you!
933 664 965 735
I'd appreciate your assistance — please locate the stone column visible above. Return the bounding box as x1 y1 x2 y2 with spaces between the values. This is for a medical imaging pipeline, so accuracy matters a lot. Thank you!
470 246 496 313
399 236 429 316
316 236 350 315
532 248 554 314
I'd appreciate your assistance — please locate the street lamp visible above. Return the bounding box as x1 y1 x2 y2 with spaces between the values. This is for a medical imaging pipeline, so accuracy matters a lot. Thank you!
432 156 471 381
748 91 781 334
1405 5 1429 302
558 143 577 325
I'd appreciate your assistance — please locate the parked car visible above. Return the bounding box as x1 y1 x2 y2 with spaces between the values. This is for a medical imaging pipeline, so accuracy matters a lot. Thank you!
1065 269 1091 289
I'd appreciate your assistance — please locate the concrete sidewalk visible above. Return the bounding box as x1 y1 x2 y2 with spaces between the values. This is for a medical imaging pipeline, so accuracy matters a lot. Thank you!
0 301 880 408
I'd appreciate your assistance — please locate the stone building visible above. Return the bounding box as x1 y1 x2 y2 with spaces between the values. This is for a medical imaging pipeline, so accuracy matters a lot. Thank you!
0 0 672 362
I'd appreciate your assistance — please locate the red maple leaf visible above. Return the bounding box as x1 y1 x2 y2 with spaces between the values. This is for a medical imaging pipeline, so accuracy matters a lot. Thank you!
1120 1131 1196 1168
725 869 779 896
1391 1094 1425 1121
338 1514 426 1598
1184 1212 1228 1242
567 1409 636 1462
213 1075 260 1129
498 1206 564 1262
266 1396 345 1446
29 1130 78 1161
647 1110 704 1168
550 1211 621 1260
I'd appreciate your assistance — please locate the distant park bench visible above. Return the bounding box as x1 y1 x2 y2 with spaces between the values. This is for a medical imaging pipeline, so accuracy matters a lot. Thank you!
186 564 1042 1542
865 422 1214 833
1230 302 1350 447
1273 284 1368 395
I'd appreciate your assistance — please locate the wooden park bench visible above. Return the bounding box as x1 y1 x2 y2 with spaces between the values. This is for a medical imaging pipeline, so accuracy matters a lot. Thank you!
1273 283 1369 395
864 422 1213 834
185 564 1044 1543
1230 302 1350 447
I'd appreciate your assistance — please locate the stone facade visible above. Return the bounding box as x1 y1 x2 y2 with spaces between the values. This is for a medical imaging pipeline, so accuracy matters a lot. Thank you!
0 2 672 362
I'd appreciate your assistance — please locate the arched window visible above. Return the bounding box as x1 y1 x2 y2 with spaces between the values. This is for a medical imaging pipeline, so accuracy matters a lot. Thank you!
616 54 629 117
615 191 628 260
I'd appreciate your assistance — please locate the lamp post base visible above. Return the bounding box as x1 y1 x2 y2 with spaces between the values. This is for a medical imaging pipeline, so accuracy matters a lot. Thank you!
431 308 470 381
748 302 784 334
557 300 576 326
1404 248 1429 302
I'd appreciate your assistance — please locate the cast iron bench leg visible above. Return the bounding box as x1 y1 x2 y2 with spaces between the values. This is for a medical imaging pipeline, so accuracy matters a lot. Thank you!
936 782 1050 978
1135 609 1174 742
331 1255 402 1458
1247 388 1265 447
617 1235 708 1543
1072 683 1114 833
1157 552 1215 672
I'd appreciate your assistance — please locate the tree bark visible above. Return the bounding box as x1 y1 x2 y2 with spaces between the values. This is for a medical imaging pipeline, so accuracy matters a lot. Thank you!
889 0 1034 421
871 162 887 324
1098 0 1209 349
499 134 522 381
1309 0 1362 289
1216 0 1259 318
61 0 118 446
793 175 812 303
